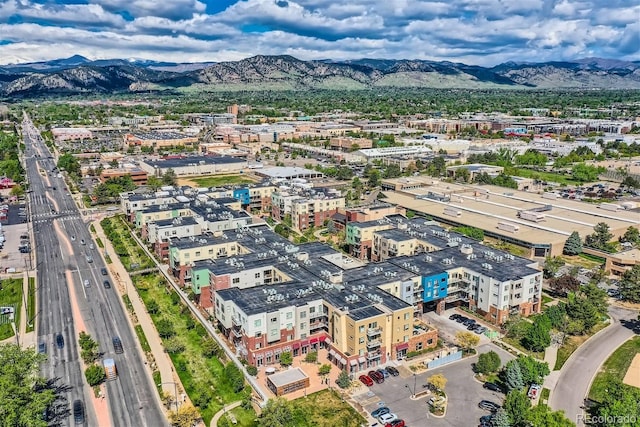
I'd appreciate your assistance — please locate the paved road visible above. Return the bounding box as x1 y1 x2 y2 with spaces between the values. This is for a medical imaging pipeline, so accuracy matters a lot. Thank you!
22 114 166 427
549 305 639 426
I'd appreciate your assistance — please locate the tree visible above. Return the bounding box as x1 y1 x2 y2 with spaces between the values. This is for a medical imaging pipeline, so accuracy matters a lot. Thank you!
620 226 640 246
258 398 294 427
162 168 177 186
85 364 106 386
164 337 186 354
503 360 524 392
515 355 550 386
0 344 57 427
146 299 160 314
455 331 480 353
336 370 351 389
246 365 258 376
78 331 99 364
9 184 24 197
279 351 293 367
619 265 640 303
224 362 245 393
304 351 318 363
563 231 583 255
572 163 604 182
491 408 511 427
452 226 484 241
549 275 580 297
146 175 163 191
585 222 613 251
566 284 608 334
455 167 471 183
503 390 531 427
526 405 574 427
367 169 380 187
427 373 447 391
622 176 640 189
544 304 568 330
318 364 331 376
157 318 176 339
475 351 501 375
594 380 640 426
201 337 221 358
542 256 565 279
57 153 80 174
168 404 200 427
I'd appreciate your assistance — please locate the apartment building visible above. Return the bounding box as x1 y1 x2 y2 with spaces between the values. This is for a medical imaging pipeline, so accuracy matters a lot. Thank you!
346 221 393 260
232 184 277 213
291 195 345 232
121 191 178 218
124 131 198 150
99 168 148 185
135 203 193 234
147 216 202 259
329 137 373 151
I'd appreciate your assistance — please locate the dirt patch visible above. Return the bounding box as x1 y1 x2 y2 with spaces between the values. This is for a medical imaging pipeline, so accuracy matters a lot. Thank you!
623 353 640 388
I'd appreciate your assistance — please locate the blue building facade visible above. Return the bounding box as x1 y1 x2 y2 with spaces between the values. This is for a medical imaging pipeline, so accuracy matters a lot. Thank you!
422 272 449 303
233 188 251 206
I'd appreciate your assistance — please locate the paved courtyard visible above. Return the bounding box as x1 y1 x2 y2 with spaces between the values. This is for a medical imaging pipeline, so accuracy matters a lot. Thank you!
355 343 514 427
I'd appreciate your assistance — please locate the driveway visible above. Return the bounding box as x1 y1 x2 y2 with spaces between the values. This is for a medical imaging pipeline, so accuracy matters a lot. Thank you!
358 343 514 427
422 309 494 345
549 305 639 426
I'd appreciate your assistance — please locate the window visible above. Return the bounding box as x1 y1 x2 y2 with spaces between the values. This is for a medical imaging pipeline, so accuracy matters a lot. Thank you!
359 337 364 344
286 312 292 319
427 339 433 345
195 251 200 257
208 249 213 254
271 317 277 323
255 273 260 278
255 343 261 349
404 324 410 331
254 319 262 327
309 307 315 314
300 311 306 319
232 278 240 284
359 325 365 333
300 322 306 329
404 313 410 320
416 342 423 351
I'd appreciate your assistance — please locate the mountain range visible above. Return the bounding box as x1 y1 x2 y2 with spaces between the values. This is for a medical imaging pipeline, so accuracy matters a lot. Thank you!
1 55 639 97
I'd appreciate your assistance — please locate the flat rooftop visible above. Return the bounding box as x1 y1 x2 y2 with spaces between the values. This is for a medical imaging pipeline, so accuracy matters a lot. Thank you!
268 367 308 387
142 156 246 169
257 167 323 179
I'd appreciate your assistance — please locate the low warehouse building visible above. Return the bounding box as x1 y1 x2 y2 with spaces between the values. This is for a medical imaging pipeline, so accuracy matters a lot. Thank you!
266 367 310 396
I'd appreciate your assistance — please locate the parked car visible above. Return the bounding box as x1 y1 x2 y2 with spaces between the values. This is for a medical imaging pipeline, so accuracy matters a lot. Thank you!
101 267 108 276
463 318 477 326
103 280 111 289
455 316 467 323
112 337 124 354
386 366 400 376
478 400 500 412
56 333 64 349
474 326 488 335
38 342 46 354
385 420 405 427
377 368 390 378
528 384 542 399
359 375 374 387
479 414 494 427
371 407 390 418
449 313 461 320
378 413 397 424
369 370 384 384
83 279 90 287
483 382 502 393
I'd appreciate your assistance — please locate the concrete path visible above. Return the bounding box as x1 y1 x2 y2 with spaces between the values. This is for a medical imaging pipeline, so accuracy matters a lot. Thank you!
210 401 242 427
92 220 188 410
548 305 638 426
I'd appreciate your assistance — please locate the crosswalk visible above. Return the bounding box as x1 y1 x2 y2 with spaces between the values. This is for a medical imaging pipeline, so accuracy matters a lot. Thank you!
32 212 82 223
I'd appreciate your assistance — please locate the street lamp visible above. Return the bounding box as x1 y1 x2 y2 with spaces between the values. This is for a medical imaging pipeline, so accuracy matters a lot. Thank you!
157 382 179 412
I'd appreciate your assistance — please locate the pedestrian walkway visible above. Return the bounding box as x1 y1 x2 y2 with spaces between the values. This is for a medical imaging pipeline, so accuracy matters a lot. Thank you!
92 220 189 411
210 401 242 427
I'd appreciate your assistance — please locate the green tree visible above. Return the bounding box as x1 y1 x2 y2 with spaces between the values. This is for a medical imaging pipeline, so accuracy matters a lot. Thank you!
544 304 568 330
367 169 380 187
146 175 163 191
452 226 484 241
563 231 583 255
428 156 446 176
594 380 640 426
566 284 608 334
503 360 524 392
164 337 186 354
336 370 351 389
526 405 574 427
542 256 565 279
258 398 294 427
455 331 480 353
85 364 106 386
620 226 640 246
162 168 177 186
491 408 511 427
549 275 580 297
279 351 293 367
78 332 99 364
9 184 25 197
224 362 245 393
57 153 80 175
304 351 318 363
0 344 57 427
246 365 258 376
503 390 531 427
571 163 604 182
455 167 471 183
475 351 501 375
318 364 332 376
157 318 176 339
515 356 550 386
585 222 613 251
619 265 640 303
201 337 222 358
146 299 160 314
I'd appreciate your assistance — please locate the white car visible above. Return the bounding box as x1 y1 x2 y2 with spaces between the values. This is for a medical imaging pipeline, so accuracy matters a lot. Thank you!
528 384 542 399
379 413 397 424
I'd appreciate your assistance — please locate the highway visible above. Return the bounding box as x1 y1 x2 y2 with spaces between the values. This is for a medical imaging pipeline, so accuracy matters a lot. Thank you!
22 113 166 427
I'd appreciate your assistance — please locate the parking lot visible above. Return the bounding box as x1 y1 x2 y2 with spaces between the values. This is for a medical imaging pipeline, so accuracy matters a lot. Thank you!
356 343 514 427
422 309 496 345
0 204 31 273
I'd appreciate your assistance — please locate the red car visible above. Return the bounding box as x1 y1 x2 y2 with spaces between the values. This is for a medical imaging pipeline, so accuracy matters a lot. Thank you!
368 370 384 384
359 375 374 387
386 420 405 427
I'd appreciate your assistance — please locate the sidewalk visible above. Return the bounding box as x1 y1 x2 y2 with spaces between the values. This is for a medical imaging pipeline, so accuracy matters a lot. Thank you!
92 220 189 411
210 401 242 427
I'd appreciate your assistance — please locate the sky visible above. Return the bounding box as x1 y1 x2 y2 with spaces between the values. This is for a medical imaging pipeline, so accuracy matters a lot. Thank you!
0 0 638 66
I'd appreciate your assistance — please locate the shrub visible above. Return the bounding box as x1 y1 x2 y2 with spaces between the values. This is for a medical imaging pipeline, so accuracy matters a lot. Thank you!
475 351 501 374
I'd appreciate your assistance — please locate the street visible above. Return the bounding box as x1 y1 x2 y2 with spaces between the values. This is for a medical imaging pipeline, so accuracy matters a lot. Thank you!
22 113 166 427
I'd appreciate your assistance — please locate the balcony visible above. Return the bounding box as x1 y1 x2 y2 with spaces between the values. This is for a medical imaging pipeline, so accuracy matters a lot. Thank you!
231 328 243 338
367 327 382 337
367 351 381 360
310 322 328 331
232 316 241 327
366 340 381 349
310 311 328 319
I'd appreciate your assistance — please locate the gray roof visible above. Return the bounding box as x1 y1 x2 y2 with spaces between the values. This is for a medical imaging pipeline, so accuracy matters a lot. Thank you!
144 155 245 169
267 367 308 387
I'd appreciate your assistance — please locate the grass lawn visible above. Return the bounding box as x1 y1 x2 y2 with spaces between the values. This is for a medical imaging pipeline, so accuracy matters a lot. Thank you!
101 216 154 271
554 321 609 370
541 293 554 306
0 278 23 340
508 168 585 186
190 175 256 188
134 324 151 353
133 273 254 425
288 389 367 427
540 387 550 405
26 277 35 333
589 336 640 403
502 337 545 360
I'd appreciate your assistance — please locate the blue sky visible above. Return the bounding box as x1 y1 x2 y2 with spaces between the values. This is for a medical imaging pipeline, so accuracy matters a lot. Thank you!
0 0 638 65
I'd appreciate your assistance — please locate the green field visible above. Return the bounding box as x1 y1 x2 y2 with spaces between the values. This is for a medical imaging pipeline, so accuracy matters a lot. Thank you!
190 175 255 188
0 278 23 340
508 167 585 185
101 216 154 271
589 337 640 402
26 277 35 333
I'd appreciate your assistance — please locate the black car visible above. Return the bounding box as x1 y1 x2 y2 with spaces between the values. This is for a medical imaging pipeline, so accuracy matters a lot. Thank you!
112 337 124 354
455 316 468 323
449 313 461 320
73 400 85 425
483 382 503 393
478 400 501 412
480 414 494 427
386 366 400 376
38 342 47 354
56 333 64 349
101 267 108 276
462 318 477 327
103 280 111 289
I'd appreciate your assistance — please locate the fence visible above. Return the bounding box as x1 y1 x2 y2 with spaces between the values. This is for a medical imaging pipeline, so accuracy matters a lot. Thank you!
426 350 462 369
